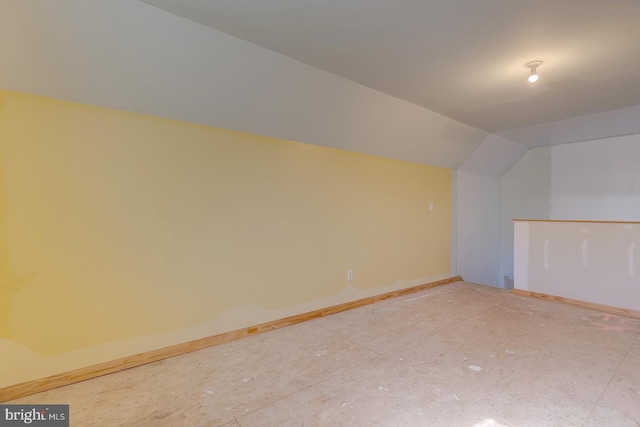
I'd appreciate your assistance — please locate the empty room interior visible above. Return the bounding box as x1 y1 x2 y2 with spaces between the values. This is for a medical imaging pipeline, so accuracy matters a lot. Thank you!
1 1 640 426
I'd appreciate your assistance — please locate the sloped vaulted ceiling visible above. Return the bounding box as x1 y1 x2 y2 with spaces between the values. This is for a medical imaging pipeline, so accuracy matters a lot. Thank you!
141 0 640 134
2 0 639 175
0 0 492 170
140 0 640 172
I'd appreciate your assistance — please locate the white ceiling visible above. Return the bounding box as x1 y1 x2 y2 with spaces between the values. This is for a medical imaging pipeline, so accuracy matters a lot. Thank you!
140 0 640 134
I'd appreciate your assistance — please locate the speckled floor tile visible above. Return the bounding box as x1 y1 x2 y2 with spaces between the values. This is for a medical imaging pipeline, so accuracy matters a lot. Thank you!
311 283 516 355
8 321 374 426
237 309 628 427
6 282 639 427
584 337 640 427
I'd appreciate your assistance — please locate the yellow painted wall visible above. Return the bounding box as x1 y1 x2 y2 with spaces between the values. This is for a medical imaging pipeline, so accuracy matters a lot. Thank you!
0 89 452 387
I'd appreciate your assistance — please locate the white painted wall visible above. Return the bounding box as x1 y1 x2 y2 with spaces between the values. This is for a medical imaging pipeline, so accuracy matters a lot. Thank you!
456 171 500 287
499 148 551 288
458 134 528 178
453 134 527 287
450 172 459 278
550 134 640 220
0 0 487 169
497 104 640 148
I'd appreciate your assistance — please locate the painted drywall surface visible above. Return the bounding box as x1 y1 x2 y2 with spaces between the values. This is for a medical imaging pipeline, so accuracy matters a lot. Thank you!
454 134 527 287
497 104 640 148
512 221 530 290
514 221 640 311
550 134 640 220
499 147 551 288
0 89 452 386
500 133 640 289
450 172 458 278
0 0 487 169
457 134 528 178
455 171 500 287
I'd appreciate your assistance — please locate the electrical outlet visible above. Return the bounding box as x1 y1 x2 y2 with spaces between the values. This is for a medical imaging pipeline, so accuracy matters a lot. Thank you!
347 269 353 281
429 202 434 211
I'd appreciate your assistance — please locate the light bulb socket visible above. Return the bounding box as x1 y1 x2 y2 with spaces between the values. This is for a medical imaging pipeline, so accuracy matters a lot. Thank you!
525 60 543 83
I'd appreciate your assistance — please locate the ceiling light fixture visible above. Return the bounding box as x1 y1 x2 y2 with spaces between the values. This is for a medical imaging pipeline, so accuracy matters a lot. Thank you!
525 60 543 83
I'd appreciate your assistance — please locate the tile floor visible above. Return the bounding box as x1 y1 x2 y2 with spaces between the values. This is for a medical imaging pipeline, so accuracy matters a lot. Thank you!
8 282 640 426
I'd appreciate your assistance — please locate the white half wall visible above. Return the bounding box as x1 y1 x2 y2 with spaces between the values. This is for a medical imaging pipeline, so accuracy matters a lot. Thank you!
500 133 640 289
514 220 640 312
456 171 500 287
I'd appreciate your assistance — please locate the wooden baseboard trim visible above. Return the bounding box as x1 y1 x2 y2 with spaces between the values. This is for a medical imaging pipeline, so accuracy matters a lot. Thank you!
0 275 462 402
511 289 640 319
